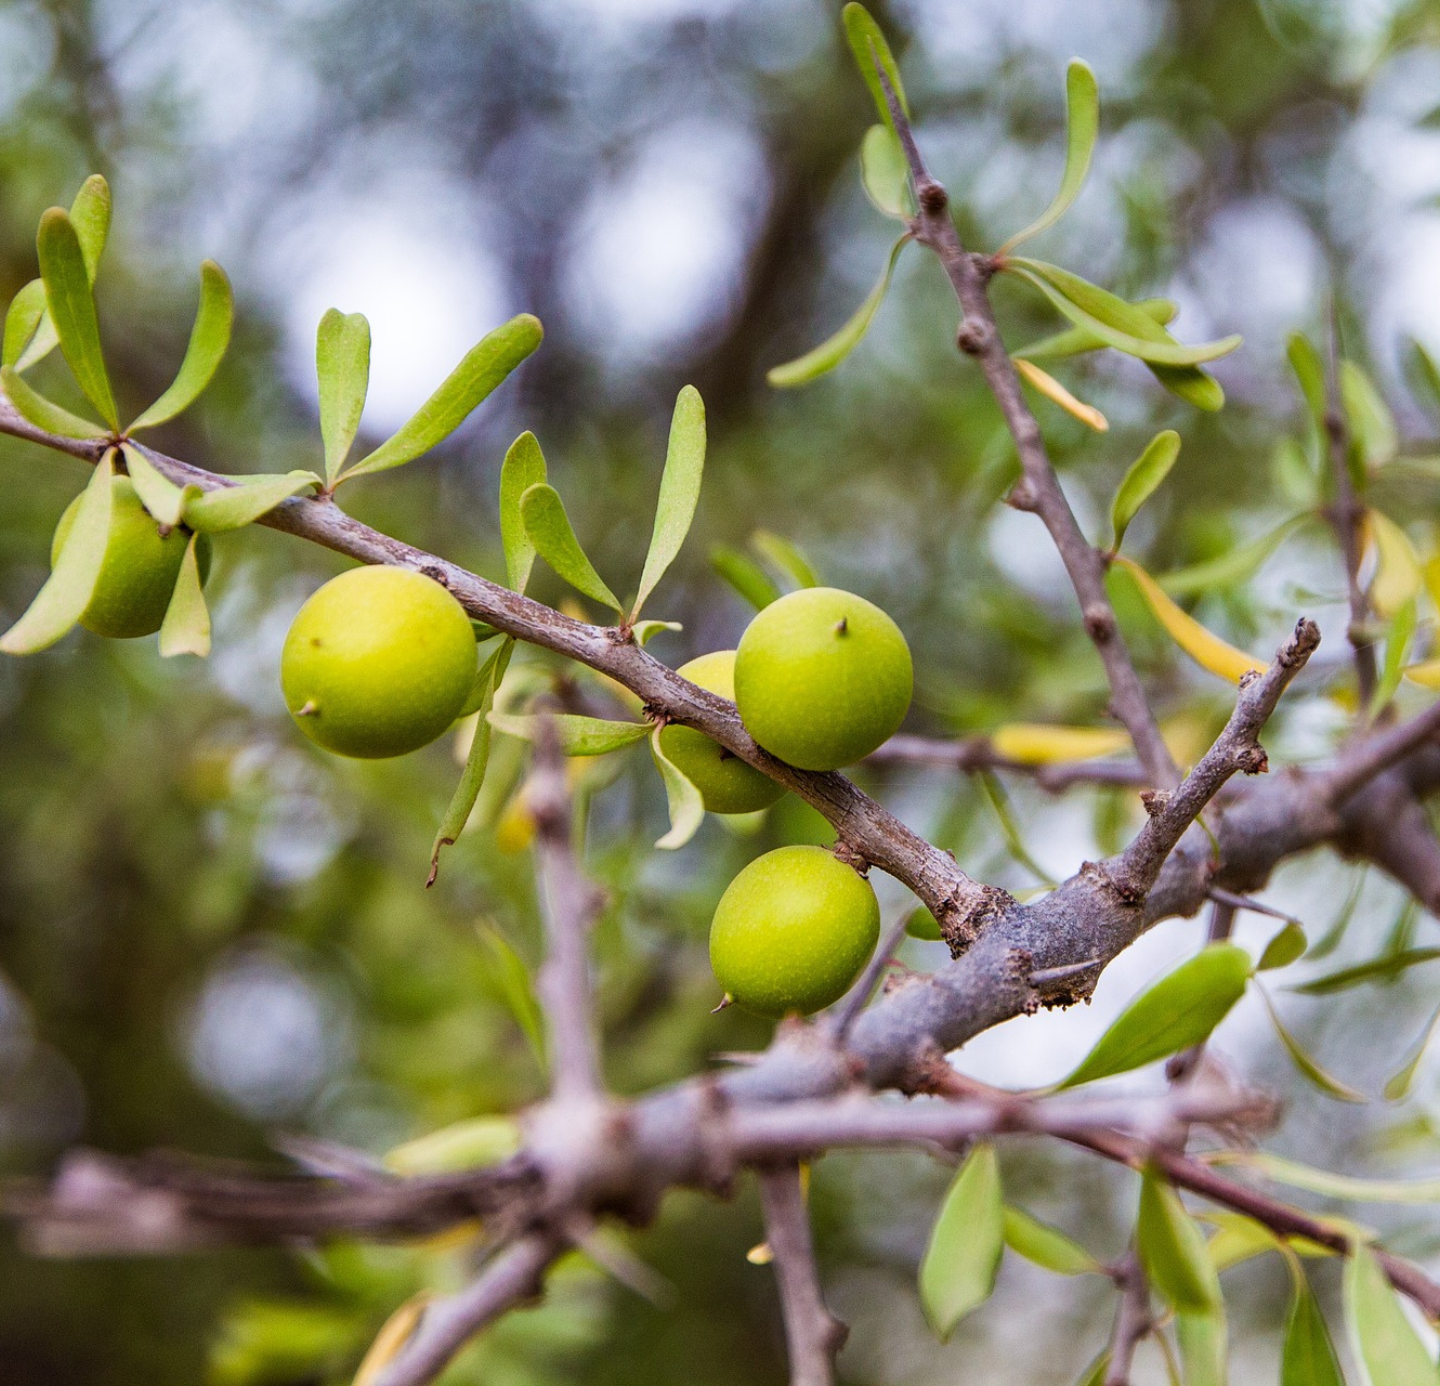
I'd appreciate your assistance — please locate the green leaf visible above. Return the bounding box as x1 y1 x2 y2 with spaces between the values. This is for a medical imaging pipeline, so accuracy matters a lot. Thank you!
1291 948 1440 996
1274 436 1320 508
430 639 514 885
158 534 211 658
487 711 649 757
1375 597 1417 714
1059 943 1251 1088
632 619 681 646
751 530 818 590
1138 1172 1221 1311
650 726 705 850
37 208 117 429
919 1143 1004 1340
1002 1205 1100 1275
1404 337 1440 424
1344 1242 1438 1386
182 471 319 534
1284 1274 1346 1386
1308 872 1364 960
121 443 192 528
1258 985 1367 1103
500 431 546 594
1258 920 1308 971
1074 1352 1111 1386
1111 429 1181 550
1341 360 1397 469
1158 516 1307 598
1385 1002 1440 1102
1205 1211 1283 1272
0 452 114 654
711 544 779 610
1216 1150 1440 1205
767 236 908 388
999 60 1100 253
1176 1307 1228 1386
3 279 47 368
633 385 706 622
1006 258 1243 367
476 923 546 1069
841 3 909 133
342 313 543 480
1287 332 1329 430
68 174 111 280
314 309 370 484
859 123 912 218
1148 362 1225 413
519 482 621 612
977 769 1057 888
904 906 943 941
1015 298 1176 360
0 364 108 439
384 1115 521 1176
129 261 234 432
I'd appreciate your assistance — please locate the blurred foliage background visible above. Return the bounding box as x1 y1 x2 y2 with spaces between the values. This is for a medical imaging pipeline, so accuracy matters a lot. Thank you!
8 0 1440 1381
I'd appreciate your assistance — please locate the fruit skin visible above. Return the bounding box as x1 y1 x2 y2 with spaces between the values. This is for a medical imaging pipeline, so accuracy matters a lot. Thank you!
281 566 478 759
659 651 786 815
734 586 912 771
709 844 880 1017
52 476 210 639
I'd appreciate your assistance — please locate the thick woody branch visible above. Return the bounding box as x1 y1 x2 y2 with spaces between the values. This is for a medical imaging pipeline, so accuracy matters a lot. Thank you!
1322 697 1440 804
756 1164 846 1386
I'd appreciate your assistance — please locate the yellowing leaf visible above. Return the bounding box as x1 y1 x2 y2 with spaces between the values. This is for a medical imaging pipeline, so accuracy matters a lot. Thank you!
352 1294 430 1386
1013 357 1108 431
1112 555 1266 684
1365 510 1423 619
385 1115 521 1175
990 722 1130 765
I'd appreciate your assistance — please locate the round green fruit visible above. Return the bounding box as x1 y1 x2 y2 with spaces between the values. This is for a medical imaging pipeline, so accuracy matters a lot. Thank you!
709 844 880 1017
52 476 210 639
280 566 477 759
659 651 786 815
734 586 912 771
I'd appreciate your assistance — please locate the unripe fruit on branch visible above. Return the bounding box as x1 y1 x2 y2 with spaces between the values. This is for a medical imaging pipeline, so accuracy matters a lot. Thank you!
734 586 912 771
281 566 477 759
709 844 880 1017
659 651 786 815
52 477 210 639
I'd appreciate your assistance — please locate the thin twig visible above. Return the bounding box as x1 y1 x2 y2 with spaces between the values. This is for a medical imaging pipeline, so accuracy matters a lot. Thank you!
867 734 1150 791
1323 697 1440 804
1102 1251 1151 1386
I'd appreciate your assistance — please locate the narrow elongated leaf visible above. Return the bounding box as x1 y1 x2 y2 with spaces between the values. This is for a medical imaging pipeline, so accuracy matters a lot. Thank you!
1258 921 1308 971
1342 361 1397 469
632 619 681 646
1385 1002 1440 1102
1138 1173 1222 1311
1111 430 1181 549
1013 358 1108 430
158 535 210 658
711 544 780 610
1148 361 1226 412
1405 659 1440 690
1287 332 1328 429
767 236 908 388
0 452 114 654
919 1143 1004 1339
342 313 543 480
488 711 649 757
1002 1205 1100 1275
751 530 817 590
0 364 108 439
1016 299 1176 360
500 431 546 593
476 923 546 1067
1257 986 1367 1103
977 769 1057 888
1158 516 1306 598
430 640 514 885
650 726 705 850
121 443 189 528
1214 1150 1440 1205
385 1115 521 1175
129 260 234 431
990 722 1130 765
37 208 117 429
842 3 909 131
633 385 705 621
1405 337 1440 423
1060 943 1251 1088
519 483 621 611
1075 1352 1111 1386
1112 555 1266 683
1367 510 1423 618
1345 1243 1438 1386
352 1295 429 1386
1177 1307 1228 1386
314 308 370 483
1375 598 1417 715
860 123 911 218
1205 1211 1283 1272
68 174 111 280
2 279 46 368
182 471 319 534
1291 948 1440 996
1007 259 1243 367
1284 1275 1345 1386
999 60 1100 253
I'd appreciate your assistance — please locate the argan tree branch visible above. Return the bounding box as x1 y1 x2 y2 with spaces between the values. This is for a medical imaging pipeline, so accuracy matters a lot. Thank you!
1102 1252 1150 1386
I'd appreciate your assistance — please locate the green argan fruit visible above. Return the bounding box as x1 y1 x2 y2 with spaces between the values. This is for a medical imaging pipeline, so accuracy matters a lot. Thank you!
52 476 210 639
659 651 786 815
709 844 880 1017
734 586 912 771
281 566 477 759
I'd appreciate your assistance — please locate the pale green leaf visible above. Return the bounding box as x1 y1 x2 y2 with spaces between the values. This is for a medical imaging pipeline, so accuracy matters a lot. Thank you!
1015 299 1176 360
633 385 706 621
632 619 681 646
519 482 621 611
129 260 234 432
919 1143 1004 1340
1342 360 1397 469
314 308 370 483
1258 985 1367 1103
1385 1002 1440 1102
37 208 117 429
650 726 705 850
1059 944 1251 1088
385 1115 521 1176
978 769 1057 888
1375 598 1417 716
1158 516 1307 598
1002 1205 1100 1275
999 60 1100 253
1287 332 1328 430
1111 429 1181 550
158 534 211 658
1074 1352 1111 1386
1291 948 1440 996
842 3 909 132
1177 1307 1228 1386
1344 1243 1438 1386
711 544 779 610
477 923 546 1069
1258 921 1308 971
121 443 190 528
1215 1150 1440 1204
1205 1212 1282 1272
68 174 111 280
752 530 818 590
500 431 546 594
1284 1274 1345 1386
767 236 908 387
859 123 911 218
3 279 46 368
904 906 944 941
0 364 108 439
1405 337 1440 424
1274 436 1320 508
487 711 649 757
0 453 114 654
1138 1172 1221 1312
342 313 543 480
182 471 319 534
1148 361 1226 412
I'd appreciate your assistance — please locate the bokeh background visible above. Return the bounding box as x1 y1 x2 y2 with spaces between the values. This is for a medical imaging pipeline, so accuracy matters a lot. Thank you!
6 0 1440 1380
